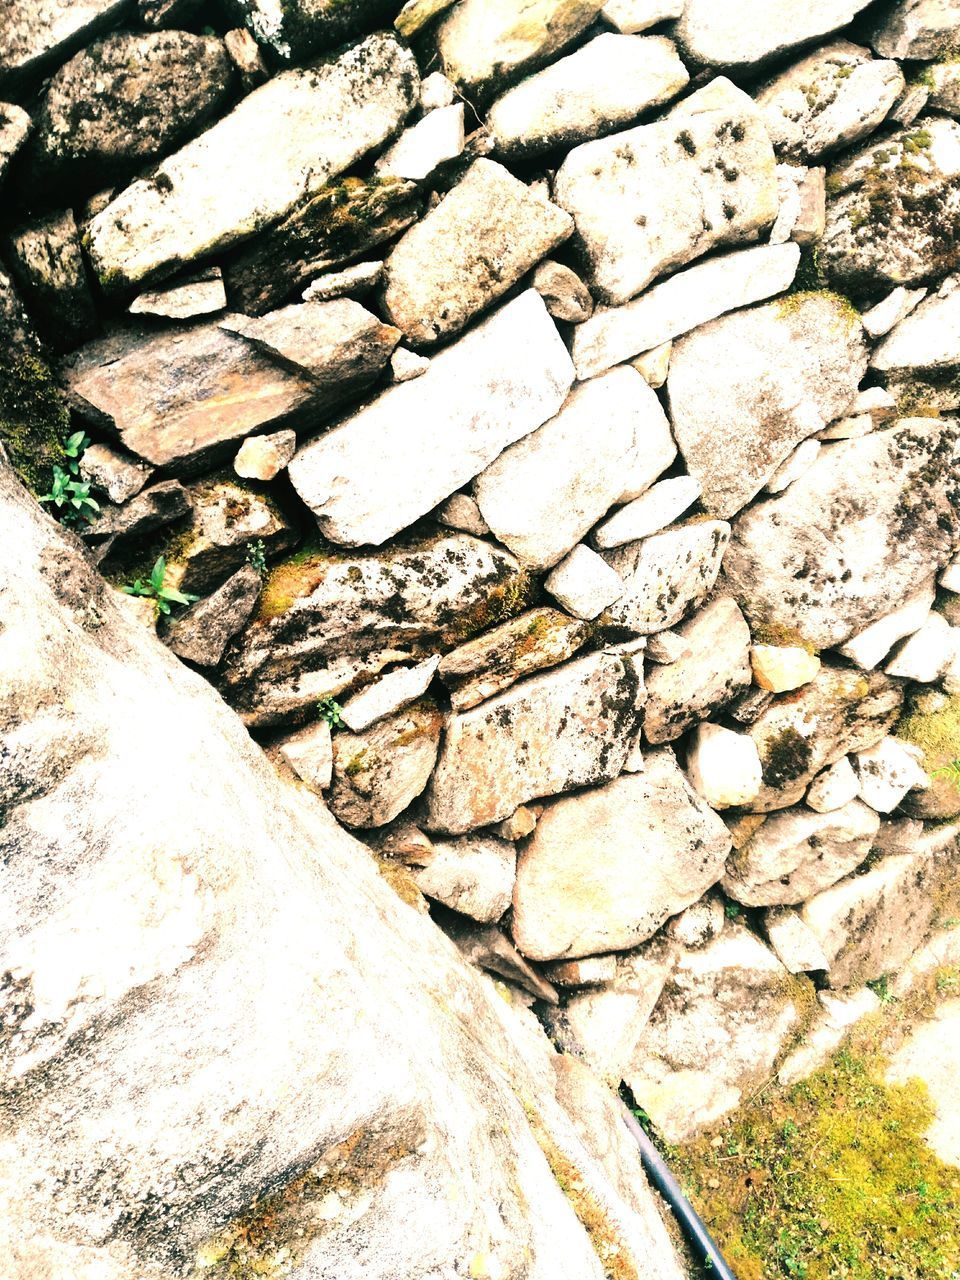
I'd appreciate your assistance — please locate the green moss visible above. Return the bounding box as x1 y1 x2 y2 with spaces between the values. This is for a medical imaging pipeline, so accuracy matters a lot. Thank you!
751 621 817 656
258 543 332 620
444 571 533 646
0 354 70 495
896 692 960 771
903 128 933 155
777 289 861 331
760 725 813 789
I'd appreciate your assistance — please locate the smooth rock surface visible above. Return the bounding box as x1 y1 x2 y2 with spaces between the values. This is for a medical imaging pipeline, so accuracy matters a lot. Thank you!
675 0 875 69
129 268 227 321
839 578 936 670
593 477 702 549
544 545 623 620
234 430 297 482
601 0 684 32
601 520 731 634
751 644 822 693
871 272 960 410
853 736 930 811
374 103 465 181
277 718 334 793
686 723 763 809
413 835 516 923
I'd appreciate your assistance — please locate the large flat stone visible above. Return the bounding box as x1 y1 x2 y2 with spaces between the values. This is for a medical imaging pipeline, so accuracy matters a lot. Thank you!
422 650 644 835
287 291 574 547
512 750 731 962
675 0 874 70
553 77 778 305
86 33 419 292
601 520 730 634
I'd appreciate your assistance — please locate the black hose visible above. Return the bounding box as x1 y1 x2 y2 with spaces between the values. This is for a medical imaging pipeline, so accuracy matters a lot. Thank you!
619 1101 739 1280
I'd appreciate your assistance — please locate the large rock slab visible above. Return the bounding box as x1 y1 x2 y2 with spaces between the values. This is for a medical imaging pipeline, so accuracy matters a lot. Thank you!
0 0 129 88
821 116 960 294
381 160 572 346
288 291 574 546
512 750 731 962
553 78 778 305
723 418 960 649
571 242 800 381
473 367 672 570
667 293 867 518
601 520 730 634
422 650 644 835
24 31 235 192
0 454 687 1280
723 800 880 906
871 0 960 59
234 0 395 63
86 33 419 292
487 33 689 159
675 0 875 70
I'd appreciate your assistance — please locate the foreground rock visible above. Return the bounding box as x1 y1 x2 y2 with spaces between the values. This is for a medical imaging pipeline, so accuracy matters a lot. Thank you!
0 455 685 1280
422 650 643 834
723 418 960 648
0 0 129 88
553 78 778 305
86 34 419 292
667 294 867 518
512 750 731 961
288 291 574 546
675 0 874 69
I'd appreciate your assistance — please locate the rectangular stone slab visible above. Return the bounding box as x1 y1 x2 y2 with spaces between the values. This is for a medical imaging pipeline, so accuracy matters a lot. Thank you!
287 290 575 546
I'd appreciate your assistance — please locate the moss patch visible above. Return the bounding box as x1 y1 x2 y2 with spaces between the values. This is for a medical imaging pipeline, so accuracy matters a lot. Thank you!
0 354 70 496
896 692 960 771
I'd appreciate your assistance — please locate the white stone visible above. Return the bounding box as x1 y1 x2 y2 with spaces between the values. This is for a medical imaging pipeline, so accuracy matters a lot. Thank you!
601 0 684 32
818 412 875 440
928 61 960 116
676 0 875 69
887 999 960 1167
302 260 383 303
941 553 960 592
871 0 960 59
602 521 730 634
390 346 430 383
553 78 779 306
686 723 763 809
839 577 936 669
374 103 465 181
277 719 334 792
473 366 672 570
850 384 897 420
631 341 672 389
769 165 827 246
420 71 457 110
233 429 297 481
128 269 227 320
861 285 928 337
340 657 441 732
778 988 880 1084
806 756 861 812
487 33 688 159
288 291 574 547
764 907 832 973
412 834 516 923
853 737 930 812
544 545 623 620
436 492 489 536
871 272 960 392
884 612 956 682
765 438 821 493
593 477 701 549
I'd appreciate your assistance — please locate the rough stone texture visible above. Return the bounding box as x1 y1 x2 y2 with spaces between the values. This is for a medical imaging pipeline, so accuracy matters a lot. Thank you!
513 750 730 961
86 34 419 292
531 259 594 323
667 294 867 519
341 657 440 732
487 33 689 159
234 430 297 482
862 284 927 337
593 476 702 549
571 241 800 383
0 455 686 1280
751 644 821 693
412 834 517 923
473 367 670 570
625 926 807 1142
871 0 960 59
601 0 683 31
328 699 445 829
303 260 383 304
675 0 874 70
806 755 861 812
723 800 880 906
764 907 832 974
554 77 779 305
746 665 903 811
422 650 644 835
871 272 960 411
129 268 227 321
853 736 930 811
436 0 603 101
85 479 191 568
544 545 624 620
0 0 129 88
838 577 935 670
441 916 558 1004
723 419 960 649
886 998 960 1167
62 320 326 474
277 718 333 793
79 442 153 505
821 116 960 295
601 520 731 634
234 0 397 64
161 565 260 669
5 209 98 352
686 722 764 809
0 101 31 184
24 32 236 192
288 291 574 547
382 160 572 346
755 42 904 162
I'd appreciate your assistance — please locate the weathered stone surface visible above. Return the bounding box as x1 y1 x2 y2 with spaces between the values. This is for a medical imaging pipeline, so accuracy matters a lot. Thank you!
821 117 960 294
544 545 623 620
86 34 419 292
928 60 960 116
234 429 297 482
593 477 702 549
438 608 589 712
542 954 618 988
225 533 527 727
382 161 572 346
871 272 960 411
288 291 574 547
625 927 807 1142
601 0 683 32
234 0 396 64
667 294 867 518
441 916 559 1003
675 0 874 69
839 577 936 670
644 597 752 743
531 259 593 323
806 755 861 812
1 456 687 1280
771 163 827 245
303 260 383 304
436 0 603 100
420 71 456 110
861 284 927 337
79 441 153 505
329 699 444 828
277 718 333 793
224 177 420 316
601 520 731 634
223 26 268 90
853 736 930 811
474 367 669 570
751 645 821 693
374 103 465 181
723 419 960 649
765 438 822 494
755 42 904 162
412 834 516 923
871 0 960 59
746 666 903 812
5 209 97 352
778 986 880 1084
570 242 799 381
341 657 440 732
0 101 31 184
86 478 191 568
63 320 325 474
513 750 730 961
802 825 960 987
129 268 227 321
886 997 960 1167
554 78 779 305
25 32 235 191
666 892 726 949
0 0 129 88
764 907 832 974
423 650 643 835
163 564 262 668
723 800 880 906
487 33 688 159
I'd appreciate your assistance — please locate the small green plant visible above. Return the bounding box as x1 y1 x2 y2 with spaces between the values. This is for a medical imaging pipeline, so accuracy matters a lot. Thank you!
123 557 198 618
867 974 895 1004
724 900 742 920
932 758 960 788
39 430 100 526
317 697 343 729
245 538 267 577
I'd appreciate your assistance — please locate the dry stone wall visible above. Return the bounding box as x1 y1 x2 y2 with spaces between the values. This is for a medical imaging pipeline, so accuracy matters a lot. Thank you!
4 0 960 1241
